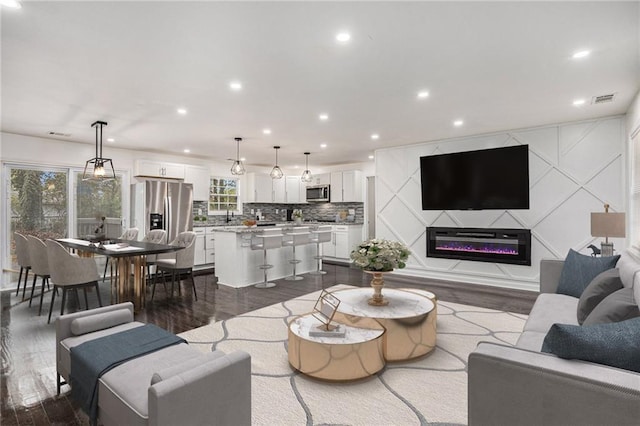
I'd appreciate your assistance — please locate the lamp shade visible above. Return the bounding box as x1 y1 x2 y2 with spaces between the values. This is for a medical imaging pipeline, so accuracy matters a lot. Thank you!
591 212 626 238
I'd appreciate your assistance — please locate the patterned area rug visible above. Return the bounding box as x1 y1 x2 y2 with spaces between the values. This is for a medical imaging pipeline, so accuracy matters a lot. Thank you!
178 285 527 425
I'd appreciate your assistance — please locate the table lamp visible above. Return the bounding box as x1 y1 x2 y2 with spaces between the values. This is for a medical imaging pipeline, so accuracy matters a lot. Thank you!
590 204 625 257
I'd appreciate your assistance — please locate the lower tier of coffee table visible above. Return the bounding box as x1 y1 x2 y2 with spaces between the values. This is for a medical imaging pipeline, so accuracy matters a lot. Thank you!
288 314 385 381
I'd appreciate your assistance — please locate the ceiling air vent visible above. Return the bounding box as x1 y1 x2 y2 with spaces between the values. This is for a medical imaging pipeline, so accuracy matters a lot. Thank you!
48 131 71 137
591 93 616 105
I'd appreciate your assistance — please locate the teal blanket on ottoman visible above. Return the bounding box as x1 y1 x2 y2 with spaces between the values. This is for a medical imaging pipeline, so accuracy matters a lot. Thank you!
70 324 185 425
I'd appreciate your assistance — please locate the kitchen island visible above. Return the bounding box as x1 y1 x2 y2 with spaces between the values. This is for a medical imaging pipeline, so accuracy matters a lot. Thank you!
213 224 318 288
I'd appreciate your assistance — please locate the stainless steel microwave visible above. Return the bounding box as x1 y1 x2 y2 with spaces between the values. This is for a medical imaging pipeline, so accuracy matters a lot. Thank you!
306 185 330 202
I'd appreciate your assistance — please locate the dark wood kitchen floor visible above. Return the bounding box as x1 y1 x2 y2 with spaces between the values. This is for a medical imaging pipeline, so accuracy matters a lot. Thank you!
1 264 536 425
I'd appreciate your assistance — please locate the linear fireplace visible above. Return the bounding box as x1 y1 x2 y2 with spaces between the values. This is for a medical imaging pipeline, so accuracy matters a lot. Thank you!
426 227 531 266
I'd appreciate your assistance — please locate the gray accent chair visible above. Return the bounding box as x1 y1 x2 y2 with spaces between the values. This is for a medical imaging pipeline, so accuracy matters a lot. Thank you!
55 302 251 425
26 235 51 315
14 232 31 300
468 254 640 426
153 231 197 301
45 239 102 324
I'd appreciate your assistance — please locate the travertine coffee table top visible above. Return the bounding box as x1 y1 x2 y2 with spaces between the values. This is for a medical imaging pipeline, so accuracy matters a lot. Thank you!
289 314 384 344
332 288 435 319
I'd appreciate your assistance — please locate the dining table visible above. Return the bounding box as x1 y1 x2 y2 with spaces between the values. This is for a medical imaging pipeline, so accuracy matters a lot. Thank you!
56 238 184 311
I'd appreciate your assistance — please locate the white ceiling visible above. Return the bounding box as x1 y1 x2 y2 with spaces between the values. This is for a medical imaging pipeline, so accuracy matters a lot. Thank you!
1 1 639 169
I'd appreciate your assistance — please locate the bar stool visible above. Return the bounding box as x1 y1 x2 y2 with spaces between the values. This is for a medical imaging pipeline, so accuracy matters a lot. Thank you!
309 225 333 275
282 227 310 281
250 228 283 288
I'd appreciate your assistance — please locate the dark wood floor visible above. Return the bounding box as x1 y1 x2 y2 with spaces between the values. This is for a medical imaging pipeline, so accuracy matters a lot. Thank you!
1 263 536 425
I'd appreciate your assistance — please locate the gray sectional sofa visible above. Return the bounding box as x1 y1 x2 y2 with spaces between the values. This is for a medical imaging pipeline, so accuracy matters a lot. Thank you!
468 250 640 426
56 302 251 426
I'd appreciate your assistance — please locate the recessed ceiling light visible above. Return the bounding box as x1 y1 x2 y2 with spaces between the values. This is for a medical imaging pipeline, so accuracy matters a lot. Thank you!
453 120 464 127
573 99 586 106
107 138 115 143
177 108 187 115
320 143 327 148
183 149 191 153
294 165 300 169
240 157 246 162
230 81 242 91
371 134 379 140
368 155 374 160
263 128 271 135
0 0 22 9
572 50 590 59
417 91 429 99
336 32 351 43
319 113 329 121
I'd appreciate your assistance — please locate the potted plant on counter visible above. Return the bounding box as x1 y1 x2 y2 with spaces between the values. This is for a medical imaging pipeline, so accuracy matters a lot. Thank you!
350 238 411 306
292 209 303 225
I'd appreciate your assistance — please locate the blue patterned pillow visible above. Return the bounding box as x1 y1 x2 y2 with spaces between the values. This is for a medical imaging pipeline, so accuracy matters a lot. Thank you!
541 317 640 373
557 249 620 298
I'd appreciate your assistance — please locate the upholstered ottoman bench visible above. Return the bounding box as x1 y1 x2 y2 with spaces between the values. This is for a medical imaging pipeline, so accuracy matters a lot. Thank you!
56 302 251 426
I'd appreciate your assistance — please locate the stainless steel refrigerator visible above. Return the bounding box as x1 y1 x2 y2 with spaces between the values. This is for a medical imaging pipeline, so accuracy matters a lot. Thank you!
131 181 193 242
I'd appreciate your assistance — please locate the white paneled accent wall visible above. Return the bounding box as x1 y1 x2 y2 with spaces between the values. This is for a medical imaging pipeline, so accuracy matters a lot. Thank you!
375 116 626 291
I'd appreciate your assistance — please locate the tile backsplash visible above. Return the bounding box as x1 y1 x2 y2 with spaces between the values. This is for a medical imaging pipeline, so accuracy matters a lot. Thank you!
192 201 364 226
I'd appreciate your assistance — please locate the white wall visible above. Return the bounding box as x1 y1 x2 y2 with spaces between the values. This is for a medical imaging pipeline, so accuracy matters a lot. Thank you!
375 116 626 291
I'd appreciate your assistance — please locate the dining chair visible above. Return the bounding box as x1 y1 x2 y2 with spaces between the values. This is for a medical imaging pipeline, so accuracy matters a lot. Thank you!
103 227 140 282
141 229 167 283
45 239 102 324
152 231 197 301
26 235 51 315
13 232 31 300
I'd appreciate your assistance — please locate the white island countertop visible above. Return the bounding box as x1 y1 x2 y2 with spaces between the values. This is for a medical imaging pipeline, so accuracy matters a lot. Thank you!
211 222 362 233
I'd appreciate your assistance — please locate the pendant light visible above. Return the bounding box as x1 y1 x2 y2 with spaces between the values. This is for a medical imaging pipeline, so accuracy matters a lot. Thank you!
230 137 246 175
301 152 313 183
83 120 116 181
270 146 283 179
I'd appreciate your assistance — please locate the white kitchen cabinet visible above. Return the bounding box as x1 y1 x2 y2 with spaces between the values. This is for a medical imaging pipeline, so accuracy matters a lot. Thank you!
245 173 303 203
194 228 206 266
273 177 286 203
330 172 343 202
205 226 216 265
195 226 216 266
245 173 273 203
306 173 331 187
285 176 302 203
334 229 351 259
322 224 363 261
330 170 363 202
135 160 185 179
184 165 211 201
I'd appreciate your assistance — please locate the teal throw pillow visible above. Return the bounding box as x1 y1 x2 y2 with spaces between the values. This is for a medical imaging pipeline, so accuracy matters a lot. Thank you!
541 317 640 373
557 249 620 298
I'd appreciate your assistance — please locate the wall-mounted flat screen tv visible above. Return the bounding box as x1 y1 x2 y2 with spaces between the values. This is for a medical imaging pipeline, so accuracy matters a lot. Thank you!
420 145 530 210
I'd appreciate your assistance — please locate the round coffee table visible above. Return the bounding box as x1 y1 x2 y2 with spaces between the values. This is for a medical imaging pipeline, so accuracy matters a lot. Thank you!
288 313 385 381
332 288 437 361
